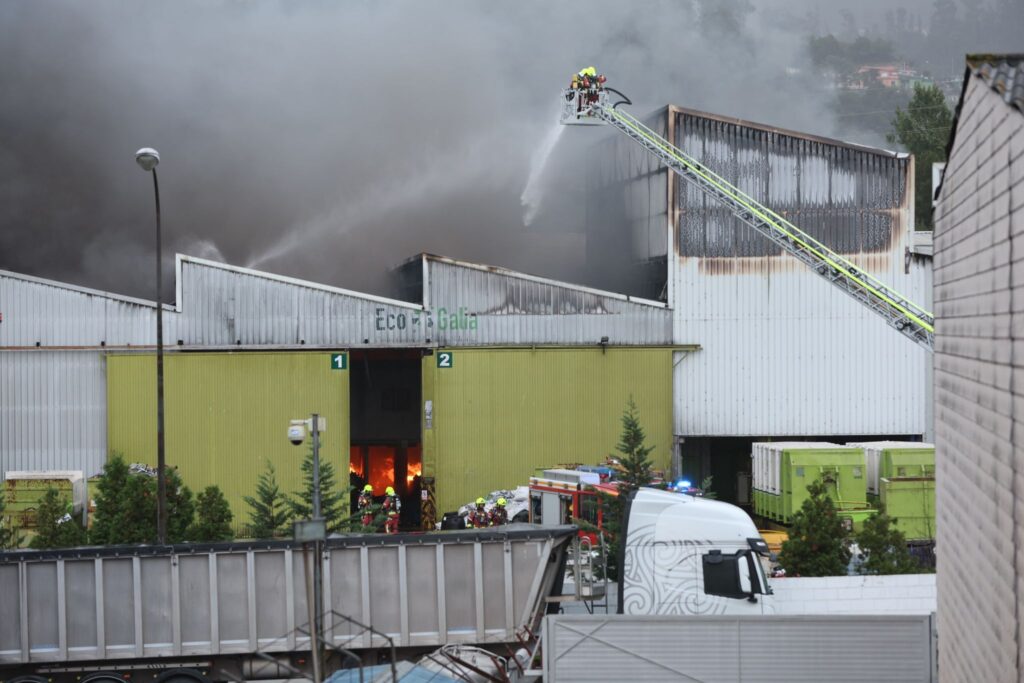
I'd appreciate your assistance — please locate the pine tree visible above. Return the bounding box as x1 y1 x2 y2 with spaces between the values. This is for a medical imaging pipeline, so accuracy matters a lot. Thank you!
188 486 234 542
856 503 922 575
615 398 655 491
0 488 24 549
29 489 87 549
164 468 196 543
89 454 131 544
244 462 290 539
778 478 852 577
887 83 953 229
90 455 195 545
602 398 657 580
288 446 352 532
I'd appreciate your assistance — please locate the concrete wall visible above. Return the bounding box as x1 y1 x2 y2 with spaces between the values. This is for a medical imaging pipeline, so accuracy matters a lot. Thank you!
769 574 936 615
933 73 1024 683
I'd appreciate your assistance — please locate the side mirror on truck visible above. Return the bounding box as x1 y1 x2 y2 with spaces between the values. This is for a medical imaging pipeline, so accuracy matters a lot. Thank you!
702 548 768 603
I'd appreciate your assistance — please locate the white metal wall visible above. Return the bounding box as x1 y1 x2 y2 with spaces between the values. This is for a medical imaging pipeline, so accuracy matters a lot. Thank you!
424 257 671 346
665 109 931 437
543 614 936 682
0 351 107 481
0 269 176 347
673 253 931 436
179 257 425 347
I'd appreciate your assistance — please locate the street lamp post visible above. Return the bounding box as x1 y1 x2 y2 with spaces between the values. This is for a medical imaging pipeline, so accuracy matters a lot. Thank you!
136 147 167 545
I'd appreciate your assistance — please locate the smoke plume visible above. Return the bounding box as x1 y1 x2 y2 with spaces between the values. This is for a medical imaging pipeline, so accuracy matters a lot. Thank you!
0 0 1007 300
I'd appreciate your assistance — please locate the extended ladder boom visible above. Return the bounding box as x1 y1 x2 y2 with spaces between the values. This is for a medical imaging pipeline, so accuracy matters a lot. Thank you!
560 83 934 351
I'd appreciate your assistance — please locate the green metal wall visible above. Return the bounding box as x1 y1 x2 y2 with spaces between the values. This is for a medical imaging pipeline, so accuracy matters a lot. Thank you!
780 448 867 524
881 478 936 541
107 352 349 530
422 347 672 515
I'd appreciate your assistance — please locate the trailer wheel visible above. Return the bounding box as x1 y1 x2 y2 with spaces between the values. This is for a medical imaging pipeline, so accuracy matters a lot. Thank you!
10 676 48 683
156 668 209 683
81 673 124 683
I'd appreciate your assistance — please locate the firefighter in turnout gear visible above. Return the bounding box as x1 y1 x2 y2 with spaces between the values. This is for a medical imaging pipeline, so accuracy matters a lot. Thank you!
488 497 509 526
469 497 489 528
383 486 401 534
358 484 374 528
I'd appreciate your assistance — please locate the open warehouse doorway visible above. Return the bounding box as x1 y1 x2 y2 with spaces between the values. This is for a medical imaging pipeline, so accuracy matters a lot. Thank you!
348 349 423 529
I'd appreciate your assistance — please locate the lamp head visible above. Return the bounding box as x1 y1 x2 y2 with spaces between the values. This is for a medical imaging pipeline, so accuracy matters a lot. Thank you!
135 147 160 172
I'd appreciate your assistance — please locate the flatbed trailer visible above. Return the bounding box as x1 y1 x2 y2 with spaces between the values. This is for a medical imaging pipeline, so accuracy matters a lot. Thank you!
0 524 575 683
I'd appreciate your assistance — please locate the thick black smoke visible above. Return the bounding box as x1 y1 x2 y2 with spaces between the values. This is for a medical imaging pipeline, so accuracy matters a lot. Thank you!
0 0 1011 300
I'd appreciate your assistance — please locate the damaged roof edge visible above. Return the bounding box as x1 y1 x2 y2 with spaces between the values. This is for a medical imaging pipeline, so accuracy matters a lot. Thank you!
667 104 907 158
402 252 670 309
177 254 423 311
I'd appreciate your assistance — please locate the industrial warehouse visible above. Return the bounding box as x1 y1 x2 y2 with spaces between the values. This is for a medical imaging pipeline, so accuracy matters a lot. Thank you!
3 0 1022 674
0 103 933 529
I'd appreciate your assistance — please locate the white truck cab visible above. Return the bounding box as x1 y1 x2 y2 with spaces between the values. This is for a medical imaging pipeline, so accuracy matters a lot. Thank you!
620 488 772 615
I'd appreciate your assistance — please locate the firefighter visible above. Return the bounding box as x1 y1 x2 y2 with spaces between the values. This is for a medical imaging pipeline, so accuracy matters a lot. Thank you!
383 486 401 534
357 484 374 528
469 497 489 528
488 497 508 527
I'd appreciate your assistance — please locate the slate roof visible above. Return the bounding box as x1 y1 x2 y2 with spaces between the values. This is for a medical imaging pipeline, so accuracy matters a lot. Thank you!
968 54 1024 114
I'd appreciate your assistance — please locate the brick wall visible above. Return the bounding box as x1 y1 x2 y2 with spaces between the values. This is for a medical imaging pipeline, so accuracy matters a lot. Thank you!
934 74 1024 683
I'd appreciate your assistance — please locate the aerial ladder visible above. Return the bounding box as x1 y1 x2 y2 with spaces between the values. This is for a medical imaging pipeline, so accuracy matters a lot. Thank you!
560 70 935 351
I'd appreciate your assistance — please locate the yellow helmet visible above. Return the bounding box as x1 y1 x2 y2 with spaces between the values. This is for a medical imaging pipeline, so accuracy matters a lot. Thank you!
497 497 507 506
386 486 395 496
363 484 373 493
476 497 485 505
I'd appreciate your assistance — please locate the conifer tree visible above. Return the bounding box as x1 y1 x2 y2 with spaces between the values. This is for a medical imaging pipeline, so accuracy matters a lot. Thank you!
856 503 922 575
288 447 352 532
90 455 194 545
778 478 852 577
0 488 24 549
89 454 131 545
29 489 87 549
600 397 657 580
244 462 290 539
188 485 234 542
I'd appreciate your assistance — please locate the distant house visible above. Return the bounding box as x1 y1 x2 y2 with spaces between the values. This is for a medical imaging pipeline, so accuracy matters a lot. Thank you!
848 64 930 90
933 54 1024 682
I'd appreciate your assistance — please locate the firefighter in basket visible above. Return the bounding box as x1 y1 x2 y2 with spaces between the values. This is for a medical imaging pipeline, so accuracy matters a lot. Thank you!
383 486 401 534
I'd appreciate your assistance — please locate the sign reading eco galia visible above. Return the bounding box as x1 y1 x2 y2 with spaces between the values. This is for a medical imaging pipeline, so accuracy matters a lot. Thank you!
374 307 478 332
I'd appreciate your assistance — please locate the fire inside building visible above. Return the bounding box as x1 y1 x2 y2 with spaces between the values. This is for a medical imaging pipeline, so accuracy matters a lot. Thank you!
0 104 932 529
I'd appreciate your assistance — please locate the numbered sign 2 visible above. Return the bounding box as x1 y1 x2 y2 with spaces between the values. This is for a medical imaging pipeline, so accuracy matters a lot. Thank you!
436 351 453 369
330 353 348 370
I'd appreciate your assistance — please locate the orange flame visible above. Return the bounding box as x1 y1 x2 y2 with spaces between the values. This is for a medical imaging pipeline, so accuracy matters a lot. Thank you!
407 460 422 486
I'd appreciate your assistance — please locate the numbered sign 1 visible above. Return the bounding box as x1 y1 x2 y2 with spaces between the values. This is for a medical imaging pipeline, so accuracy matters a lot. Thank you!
330 353 348 370
436 351 454 369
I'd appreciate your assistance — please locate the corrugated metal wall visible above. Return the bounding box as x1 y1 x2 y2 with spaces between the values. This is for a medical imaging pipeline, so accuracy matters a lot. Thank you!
665 107 930 436
0 269 176 347
424 257 671 346
933 76 1024 683
422 347 672 513
179 258 425 346
0 351 107 480
106 351 349 529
